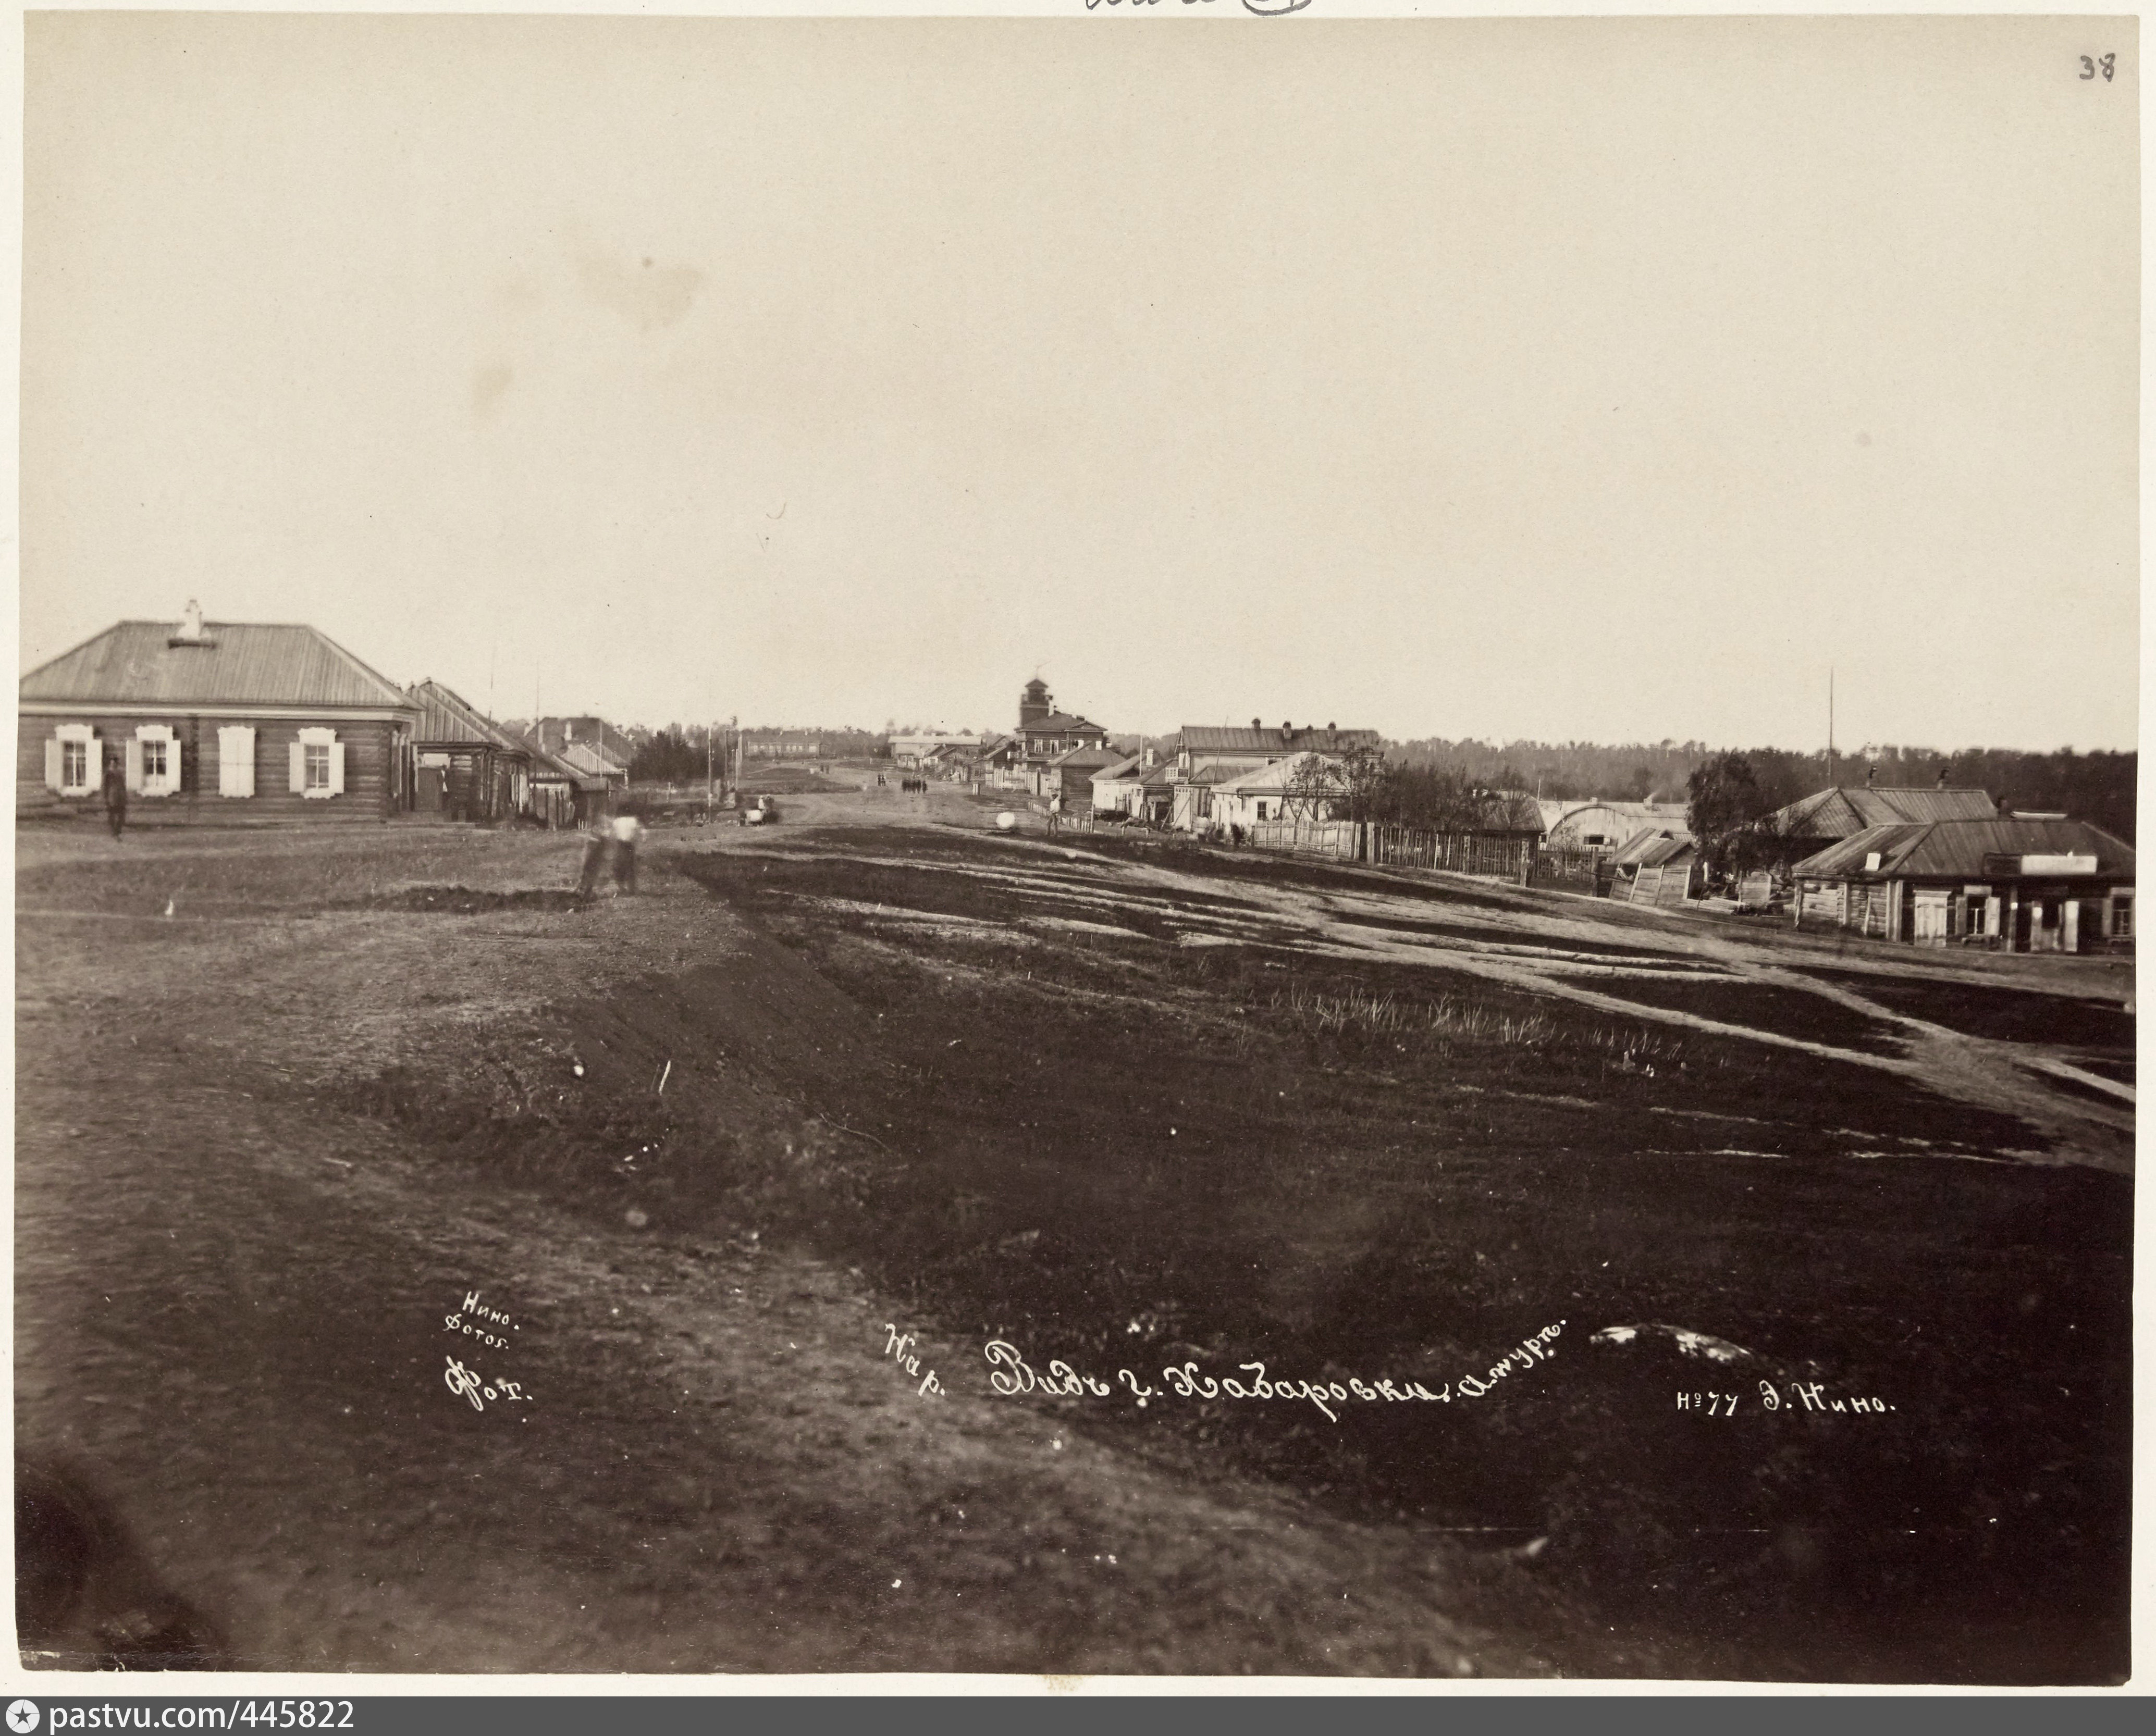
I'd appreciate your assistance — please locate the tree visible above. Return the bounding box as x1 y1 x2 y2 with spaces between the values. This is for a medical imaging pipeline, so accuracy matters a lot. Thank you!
1686 751 1775 882
1281 753 1347 824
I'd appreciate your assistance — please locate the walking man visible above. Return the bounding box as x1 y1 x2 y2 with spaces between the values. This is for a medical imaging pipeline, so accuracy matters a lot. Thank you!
102 749 128 839
1048 791 1063 835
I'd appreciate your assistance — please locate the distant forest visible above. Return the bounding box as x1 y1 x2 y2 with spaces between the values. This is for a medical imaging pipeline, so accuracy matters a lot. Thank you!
1391 739 2137 843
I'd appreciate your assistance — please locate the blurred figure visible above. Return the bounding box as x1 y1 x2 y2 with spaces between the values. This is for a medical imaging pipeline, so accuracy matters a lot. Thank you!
17 1455 228 1670
102 750 128 839
576 817 612 898
610 810 646 893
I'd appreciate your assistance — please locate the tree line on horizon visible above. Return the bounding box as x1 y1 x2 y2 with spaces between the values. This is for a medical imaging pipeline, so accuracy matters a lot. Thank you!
1391 738 2135 842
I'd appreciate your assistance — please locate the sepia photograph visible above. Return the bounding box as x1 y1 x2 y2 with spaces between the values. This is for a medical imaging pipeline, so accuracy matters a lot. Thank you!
10 8 2140 1686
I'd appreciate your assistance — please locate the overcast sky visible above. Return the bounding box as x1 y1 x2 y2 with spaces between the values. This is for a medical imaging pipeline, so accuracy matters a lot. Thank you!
19 13 2139 750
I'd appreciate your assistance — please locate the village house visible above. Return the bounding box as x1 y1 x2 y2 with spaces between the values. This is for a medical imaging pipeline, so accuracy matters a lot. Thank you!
525 715 636 776
891 731 979 766
408 679 532 823
1210 752 1350 831
1089 751 1148 817
18 604 418 823
526 743 606 828
1135 757 1180 826
1760 773 1999 866
1013 678 1111 796
1790 815 2135 951
1171 764 1242 833
1177 721 1382 786
979 733 1027 790
553 738 630 799
1042 743 1124 811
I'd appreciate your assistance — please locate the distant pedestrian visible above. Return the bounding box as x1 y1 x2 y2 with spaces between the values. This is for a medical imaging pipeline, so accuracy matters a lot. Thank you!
1048 792 1064 835
102 751 128 839
610 811 646 893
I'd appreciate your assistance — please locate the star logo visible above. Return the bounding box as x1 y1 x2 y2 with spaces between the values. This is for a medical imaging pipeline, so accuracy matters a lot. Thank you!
7 1701 41 1734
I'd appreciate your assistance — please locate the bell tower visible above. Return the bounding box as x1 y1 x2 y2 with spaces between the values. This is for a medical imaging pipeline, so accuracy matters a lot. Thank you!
1019 677 1051 728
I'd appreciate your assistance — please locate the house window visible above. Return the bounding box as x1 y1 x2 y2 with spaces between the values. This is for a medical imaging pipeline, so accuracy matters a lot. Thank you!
2115 897 2134 938
131 724 182 797
48 724 100 797
292 726 346 799
1255 801 1270 821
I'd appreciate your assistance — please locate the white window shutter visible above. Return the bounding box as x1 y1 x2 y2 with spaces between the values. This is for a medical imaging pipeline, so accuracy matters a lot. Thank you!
44 738 61 792
218 725 256 797
125 739 143 793
329 738 347 796
290 742 306 793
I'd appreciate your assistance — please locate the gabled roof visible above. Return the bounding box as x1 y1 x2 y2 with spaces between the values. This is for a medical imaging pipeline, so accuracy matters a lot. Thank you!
1179 725 1382 755
1048 744 1123 771
1770 784 1998 839
1020 711 1105 736
1139 760 1181 790
1215 751 1336 797
21 619 415 711
1091 754 1143 783
528 745 609 791
528 715 637 767
1610 828 1695 869
1793 817 2135 881
556 740 627 780
409 679 529 753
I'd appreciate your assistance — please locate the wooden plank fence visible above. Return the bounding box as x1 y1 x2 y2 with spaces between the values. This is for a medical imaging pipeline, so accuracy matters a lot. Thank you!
1243 820 1538 884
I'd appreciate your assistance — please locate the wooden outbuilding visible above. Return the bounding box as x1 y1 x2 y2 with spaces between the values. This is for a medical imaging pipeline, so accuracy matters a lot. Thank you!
408 678 532 822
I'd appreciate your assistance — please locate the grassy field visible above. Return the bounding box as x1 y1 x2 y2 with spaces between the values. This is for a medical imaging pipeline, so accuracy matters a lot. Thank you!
13 800 2133 1680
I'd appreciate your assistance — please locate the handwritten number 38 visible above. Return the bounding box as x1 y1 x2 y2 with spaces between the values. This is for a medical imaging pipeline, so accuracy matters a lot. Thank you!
2080 55 2116 82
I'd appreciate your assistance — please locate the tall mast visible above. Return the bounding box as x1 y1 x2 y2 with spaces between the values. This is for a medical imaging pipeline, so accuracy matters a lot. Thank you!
1828 666 1836 787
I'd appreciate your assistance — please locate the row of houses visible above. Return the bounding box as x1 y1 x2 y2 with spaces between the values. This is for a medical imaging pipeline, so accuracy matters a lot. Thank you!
18 605 627 829
890 675 2135 956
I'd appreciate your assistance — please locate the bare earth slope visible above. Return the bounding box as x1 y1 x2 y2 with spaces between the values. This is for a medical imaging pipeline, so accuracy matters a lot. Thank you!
15 797 2131 1680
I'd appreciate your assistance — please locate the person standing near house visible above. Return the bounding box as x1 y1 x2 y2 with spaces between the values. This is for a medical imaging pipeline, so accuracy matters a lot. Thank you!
1048 791 1063 835
610 810 646 894
102 748 128 839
